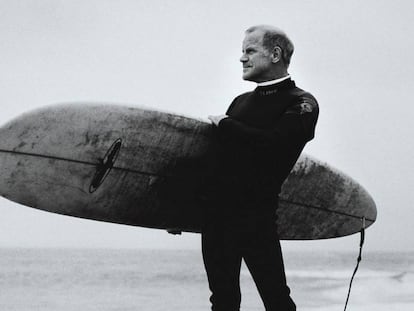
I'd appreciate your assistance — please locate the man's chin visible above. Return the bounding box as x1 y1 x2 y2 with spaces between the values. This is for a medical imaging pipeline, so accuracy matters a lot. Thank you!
242 74 255 82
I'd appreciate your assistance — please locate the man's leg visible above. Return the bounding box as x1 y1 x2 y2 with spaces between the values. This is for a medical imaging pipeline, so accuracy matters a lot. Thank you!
243 219 296 311
202 223 243 311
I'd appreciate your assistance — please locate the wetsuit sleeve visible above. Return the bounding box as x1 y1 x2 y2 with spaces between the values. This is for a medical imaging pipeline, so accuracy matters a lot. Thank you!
218 95 319 148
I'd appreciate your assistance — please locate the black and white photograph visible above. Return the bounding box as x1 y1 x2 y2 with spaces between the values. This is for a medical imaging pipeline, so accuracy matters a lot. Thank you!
0 1 412 310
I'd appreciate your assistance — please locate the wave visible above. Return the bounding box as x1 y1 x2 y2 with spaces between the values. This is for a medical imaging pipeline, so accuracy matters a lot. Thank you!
285 269 413 280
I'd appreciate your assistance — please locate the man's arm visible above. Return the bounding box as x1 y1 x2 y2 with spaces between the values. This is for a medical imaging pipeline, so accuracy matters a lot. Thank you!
214 96 319 148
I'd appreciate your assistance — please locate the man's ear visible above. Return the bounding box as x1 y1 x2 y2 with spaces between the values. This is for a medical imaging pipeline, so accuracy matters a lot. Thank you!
271 46 282 63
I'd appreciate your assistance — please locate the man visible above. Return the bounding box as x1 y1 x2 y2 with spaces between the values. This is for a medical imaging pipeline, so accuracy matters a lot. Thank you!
203 25 319 311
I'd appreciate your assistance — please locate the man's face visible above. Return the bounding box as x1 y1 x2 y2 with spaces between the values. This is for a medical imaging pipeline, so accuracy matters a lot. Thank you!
240 31 274 82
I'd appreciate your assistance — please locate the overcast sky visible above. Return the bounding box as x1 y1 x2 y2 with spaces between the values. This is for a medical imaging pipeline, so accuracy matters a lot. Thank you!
0 0 413 253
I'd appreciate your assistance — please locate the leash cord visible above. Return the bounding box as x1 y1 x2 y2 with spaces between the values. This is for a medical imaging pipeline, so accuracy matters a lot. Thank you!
343 217 366 311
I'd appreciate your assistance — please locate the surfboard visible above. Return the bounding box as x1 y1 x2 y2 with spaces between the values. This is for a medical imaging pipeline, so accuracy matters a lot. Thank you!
0 103 376 239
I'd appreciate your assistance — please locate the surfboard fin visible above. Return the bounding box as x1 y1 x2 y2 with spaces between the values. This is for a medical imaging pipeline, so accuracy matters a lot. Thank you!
89 138 122 193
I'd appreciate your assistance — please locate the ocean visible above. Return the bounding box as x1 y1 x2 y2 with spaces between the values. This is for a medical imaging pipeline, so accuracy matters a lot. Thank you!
0 249 412 311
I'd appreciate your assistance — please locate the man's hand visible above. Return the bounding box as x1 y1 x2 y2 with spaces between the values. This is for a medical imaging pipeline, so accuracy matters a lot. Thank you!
208 115 228 126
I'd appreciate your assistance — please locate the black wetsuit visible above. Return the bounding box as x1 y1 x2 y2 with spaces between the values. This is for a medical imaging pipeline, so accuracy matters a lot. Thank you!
202 78 319 311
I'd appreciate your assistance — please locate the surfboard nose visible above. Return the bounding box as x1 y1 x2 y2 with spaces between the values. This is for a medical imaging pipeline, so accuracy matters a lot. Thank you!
0 105 98 213
0 116 32 205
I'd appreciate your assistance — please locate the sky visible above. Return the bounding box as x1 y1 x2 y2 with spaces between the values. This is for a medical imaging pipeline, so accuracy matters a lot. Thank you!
0 0 413 253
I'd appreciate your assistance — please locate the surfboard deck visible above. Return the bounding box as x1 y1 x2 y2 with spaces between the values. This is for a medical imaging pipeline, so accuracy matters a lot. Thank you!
0 103 377 239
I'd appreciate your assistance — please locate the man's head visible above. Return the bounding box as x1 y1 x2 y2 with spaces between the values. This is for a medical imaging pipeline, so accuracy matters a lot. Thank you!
240 25 294 82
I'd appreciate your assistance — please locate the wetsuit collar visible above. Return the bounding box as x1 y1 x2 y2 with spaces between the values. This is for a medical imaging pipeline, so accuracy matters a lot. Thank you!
256 75 291 87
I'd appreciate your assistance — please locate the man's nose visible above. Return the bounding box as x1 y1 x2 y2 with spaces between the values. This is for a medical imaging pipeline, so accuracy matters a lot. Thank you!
240 53 248 63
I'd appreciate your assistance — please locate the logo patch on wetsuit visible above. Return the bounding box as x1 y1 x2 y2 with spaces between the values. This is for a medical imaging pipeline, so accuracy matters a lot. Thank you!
286 98 316 115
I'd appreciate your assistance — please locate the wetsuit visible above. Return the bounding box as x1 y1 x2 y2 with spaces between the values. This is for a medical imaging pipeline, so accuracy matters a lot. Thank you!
202 78 319 311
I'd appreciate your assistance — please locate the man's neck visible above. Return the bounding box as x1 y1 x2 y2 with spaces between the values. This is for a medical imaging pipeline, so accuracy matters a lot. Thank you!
256 75 291 87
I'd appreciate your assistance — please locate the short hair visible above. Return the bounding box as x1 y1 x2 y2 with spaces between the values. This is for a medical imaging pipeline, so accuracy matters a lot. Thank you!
246 25 294 67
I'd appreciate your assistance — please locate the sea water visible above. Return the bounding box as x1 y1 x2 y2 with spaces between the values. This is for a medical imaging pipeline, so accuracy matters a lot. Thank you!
0 248 412 311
